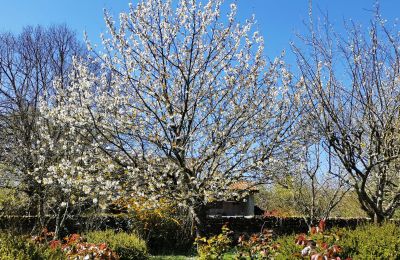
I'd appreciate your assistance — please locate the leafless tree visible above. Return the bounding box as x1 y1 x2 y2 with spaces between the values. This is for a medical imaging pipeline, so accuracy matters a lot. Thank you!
292 142 350 228
293 8 400 223
0 25 86 231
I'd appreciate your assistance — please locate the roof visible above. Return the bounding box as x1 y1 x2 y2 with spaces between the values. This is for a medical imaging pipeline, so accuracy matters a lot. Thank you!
228 181 259 192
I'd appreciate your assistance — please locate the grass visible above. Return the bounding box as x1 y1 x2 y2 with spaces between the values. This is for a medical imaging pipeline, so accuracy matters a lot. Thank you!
150 256 196 260
150 255 235 260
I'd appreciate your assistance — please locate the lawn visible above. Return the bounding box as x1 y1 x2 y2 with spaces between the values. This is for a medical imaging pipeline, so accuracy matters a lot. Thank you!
150 256 196 260
151 253 236 260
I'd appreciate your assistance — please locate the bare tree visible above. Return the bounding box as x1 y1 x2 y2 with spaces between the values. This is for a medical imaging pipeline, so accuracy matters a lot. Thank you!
293 8 400 223
292 143 350 228
0 25 88 233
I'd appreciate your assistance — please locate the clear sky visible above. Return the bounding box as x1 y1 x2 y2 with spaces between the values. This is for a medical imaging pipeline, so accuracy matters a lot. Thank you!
0 0 399 61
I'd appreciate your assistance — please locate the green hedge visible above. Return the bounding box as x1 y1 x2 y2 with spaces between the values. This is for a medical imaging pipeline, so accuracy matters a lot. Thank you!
85 229 148 260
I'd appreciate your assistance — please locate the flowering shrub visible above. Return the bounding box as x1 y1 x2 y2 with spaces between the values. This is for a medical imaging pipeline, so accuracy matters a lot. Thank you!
61 238 118 259
236 229 280 259
32 228 118 259
235 220 351 260
276 220 350 260
195 224 233 260
111 197 193 254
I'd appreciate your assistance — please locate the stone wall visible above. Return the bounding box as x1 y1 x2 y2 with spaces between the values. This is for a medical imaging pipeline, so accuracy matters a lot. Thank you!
1 214 398 237
204 216 374 236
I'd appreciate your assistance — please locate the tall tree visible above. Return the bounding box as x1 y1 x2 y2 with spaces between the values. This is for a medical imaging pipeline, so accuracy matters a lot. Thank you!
293 9 400 223
0 25 110 236
54 0 303 235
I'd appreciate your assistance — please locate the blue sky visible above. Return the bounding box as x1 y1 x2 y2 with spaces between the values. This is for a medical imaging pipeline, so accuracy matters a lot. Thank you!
0 0 399 60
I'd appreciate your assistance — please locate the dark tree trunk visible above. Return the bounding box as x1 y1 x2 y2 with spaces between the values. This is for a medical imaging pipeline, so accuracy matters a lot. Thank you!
192 205 208 238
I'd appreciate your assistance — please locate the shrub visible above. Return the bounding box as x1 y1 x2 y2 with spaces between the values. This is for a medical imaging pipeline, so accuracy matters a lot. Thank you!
339 222 400 259
0 232 65 260
235 220 347 259
236 229 281 259
31 229 118 259
85 229 148 260
112 197 194 255
272 235 302 260
0 188 29 216
266 222 400 259
195 224 232 260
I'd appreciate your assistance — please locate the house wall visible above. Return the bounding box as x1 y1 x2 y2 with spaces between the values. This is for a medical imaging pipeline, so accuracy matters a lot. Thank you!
207 194 255 217
222 201 246 216
245 194 255 216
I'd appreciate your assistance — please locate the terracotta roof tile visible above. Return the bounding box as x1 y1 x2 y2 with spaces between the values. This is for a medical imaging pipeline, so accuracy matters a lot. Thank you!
228 181 259 191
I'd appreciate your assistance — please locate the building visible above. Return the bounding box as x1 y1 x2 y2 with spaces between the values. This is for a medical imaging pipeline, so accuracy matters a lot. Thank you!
206 181 259 217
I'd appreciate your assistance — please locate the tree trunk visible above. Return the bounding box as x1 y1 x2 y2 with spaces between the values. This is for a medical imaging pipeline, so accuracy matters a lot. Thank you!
356 189 387 225
54 203 69 239
191 205 208 238
38 195 46 230
372 212 385 225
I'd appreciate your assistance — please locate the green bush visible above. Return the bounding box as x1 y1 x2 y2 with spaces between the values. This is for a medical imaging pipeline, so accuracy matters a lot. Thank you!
0 188 29 216
273 235 303 260
339 222 400 259
85 229 148 260
268 222 400 259
0 232 65 260
195 225 232 260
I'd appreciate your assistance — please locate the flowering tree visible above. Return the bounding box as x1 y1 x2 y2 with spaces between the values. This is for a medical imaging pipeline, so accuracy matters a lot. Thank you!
0 26 122 238
33 95 122 238
55 0 303 235
293 8 400 223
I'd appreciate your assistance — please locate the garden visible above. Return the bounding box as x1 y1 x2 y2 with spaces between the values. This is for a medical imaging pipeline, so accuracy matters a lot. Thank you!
0 0 400 259
1 219 399 259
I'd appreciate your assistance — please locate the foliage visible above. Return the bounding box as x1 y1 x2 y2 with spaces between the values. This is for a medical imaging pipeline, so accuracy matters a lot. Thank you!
0 188 29 216
85 229 148 260
236 229 280 259
235 220 350 259
329 192 367 218
0 232 65 260
195 225 233 260
32 228 118 259
339 222 400 259
256 184 300 217
59 235 118 259
261 222 400 259
111 197 193 254
150 256 195 260
257 184 365 219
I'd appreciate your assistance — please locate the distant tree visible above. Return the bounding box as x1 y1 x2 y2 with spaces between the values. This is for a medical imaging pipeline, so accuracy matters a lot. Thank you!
0 25 114 237
291 143 350 227
52 0 304 235
293 8 400 223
